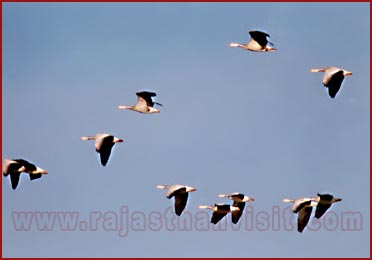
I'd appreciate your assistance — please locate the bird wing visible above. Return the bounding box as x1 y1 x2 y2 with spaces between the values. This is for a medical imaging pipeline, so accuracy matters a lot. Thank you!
136 91 156 107
231 193 245 200
231 201 245 224
315 203 332 219
324 70 344 98
174 192 189 216
10 172 21 190
297 205 313 233
97 136 115 167
211 211 228 224
14 159 36 172
249 30 270 47
29 173 42 181
292 199 307 213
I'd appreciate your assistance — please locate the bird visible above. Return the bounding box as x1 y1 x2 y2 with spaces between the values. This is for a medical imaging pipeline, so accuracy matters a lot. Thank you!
3 159 48 190
228 30 277 52
310 66 352 98
117 91 162 113
283 197 318 233
80 133 123 166
198 204 240 224
312 193 342 219
218 192 254 224
156 184 197 216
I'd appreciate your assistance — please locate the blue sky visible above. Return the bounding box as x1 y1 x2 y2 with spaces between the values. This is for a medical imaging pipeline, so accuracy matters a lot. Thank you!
2 2 370 257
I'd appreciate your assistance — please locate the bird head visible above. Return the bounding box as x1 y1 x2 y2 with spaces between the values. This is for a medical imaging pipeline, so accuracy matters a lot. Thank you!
113 137 123 143
343 70 352 76
243 196 255 202
186 186 197 192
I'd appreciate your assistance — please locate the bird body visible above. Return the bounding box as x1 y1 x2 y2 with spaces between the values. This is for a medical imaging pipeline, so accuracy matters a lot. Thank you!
3 159 47 190
118 91 162 113
312 193 342 219
157 184 196 216
310 66 352 98
283 197 318 233
81 133 123 166
218 192 254 224
229 30 276 52
198 203 240 224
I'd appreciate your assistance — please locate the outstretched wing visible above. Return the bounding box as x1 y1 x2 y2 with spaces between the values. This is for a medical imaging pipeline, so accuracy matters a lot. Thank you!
324 70 344 98
249 30 270 47
315 203 331 219
97 136 115 167
174 192 189 216
231 201 245 224
211 211 228 224
136 91 157 107
10 172 21 190
298 205 313 233
29 173 42 181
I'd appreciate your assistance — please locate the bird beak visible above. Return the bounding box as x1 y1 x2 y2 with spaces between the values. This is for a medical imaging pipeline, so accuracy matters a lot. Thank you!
37 167 48 174
345 71 352 76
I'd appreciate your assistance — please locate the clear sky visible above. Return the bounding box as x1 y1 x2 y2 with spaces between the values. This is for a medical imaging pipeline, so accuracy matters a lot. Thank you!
2 2 370 258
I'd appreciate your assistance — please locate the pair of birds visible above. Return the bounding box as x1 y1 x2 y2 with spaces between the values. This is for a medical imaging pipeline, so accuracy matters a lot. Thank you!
80 91 162 167
156 184 254 225
2 159 48 190
229 30 352 99
199 193 255 225
283 193 342 233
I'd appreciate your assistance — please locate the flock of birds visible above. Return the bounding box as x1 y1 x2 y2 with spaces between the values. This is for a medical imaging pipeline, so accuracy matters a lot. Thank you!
3 30 348 233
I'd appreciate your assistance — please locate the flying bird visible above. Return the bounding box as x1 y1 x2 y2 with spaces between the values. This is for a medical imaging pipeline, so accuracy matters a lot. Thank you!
157 184 196 216
117 91 162 113
80 133 123 166
312 193 342 219
218 192 254 224
310 66 352 98
283 197 318 233
198 204 240 224
3 159 48 190
229 30 277 52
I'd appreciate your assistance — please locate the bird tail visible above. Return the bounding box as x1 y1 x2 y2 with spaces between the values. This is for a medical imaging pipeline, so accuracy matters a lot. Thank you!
218 194 229 198
154 102 163 107
228 42 241 48
282 198 293 203
156 185 168 189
